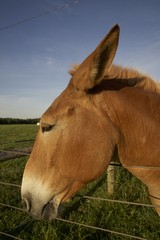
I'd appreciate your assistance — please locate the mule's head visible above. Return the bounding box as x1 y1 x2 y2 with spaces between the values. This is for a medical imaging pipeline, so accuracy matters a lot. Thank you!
21 25 120 220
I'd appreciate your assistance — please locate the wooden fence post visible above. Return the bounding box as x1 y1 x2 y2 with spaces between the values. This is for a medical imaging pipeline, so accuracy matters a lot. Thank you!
107 164 115 195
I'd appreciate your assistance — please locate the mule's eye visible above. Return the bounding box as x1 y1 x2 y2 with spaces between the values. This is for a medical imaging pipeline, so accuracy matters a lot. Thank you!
41 123 54 133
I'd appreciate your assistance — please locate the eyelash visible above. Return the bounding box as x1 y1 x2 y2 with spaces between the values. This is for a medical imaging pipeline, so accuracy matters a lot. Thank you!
41 124 55 133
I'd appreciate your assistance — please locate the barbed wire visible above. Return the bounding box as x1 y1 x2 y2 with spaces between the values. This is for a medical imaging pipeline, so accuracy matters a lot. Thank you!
0 0 81 32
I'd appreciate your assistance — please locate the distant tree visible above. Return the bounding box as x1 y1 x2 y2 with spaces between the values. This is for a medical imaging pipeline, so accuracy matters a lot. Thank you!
0 118 40 124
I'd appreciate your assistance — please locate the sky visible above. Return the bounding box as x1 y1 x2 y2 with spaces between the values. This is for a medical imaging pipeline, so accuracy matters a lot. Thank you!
0 0 160 118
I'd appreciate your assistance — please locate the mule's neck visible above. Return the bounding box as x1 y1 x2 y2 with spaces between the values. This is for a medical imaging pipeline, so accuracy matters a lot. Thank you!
91 64 160 159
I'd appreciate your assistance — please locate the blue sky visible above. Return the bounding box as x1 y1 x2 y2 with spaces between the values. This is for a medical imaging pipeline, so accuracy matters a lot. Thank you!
0 0 160 118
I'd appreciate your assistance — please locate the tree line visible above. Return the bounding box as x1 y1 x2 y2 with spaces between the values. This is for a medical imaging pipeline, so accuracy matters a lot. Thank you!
0 118 40 124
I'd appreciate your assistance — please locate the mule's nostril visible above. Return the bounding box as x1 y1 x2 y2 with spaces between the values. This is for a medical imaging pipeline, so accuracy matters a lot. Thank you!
22 197 31 212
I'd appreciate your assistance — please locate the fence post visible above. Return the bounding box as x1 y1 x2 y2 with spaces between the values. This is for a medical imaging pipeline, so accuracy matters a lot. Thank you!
107 163 115 195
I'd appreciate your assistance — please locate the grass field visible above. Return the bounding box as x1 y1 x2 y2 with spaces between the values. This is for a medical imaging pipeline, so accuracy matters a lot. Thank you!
0 124 160 240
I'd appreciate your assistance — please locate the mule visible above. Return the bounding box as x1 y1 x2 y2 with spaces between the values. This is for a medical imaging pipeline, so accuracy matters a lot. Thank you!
21 24 160 220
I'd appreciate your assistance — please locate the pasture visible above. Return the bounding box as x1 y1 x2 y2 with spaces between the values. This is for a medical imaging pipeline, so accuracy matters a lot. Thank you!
0 124 160 240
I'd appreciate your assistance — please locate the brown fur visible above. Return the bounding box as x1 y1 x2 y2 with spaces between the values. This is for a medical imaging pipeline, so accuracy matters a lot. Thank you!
21 25 160 220
70 63 160 94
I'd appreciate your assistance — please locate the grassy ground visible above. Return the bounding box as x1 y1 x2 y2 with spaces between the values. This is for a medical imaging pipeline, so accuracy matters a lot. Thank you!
0 125 160 240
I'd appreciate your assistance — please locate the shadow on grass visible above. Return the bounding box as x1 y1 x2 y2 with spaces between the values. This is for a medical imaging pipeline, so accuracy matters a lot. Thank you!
60 174 107 219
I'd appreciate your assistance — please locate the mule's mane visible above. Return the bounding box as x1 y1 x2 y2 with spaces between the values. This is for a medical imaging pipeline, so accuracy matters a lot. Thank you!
69 64 160 94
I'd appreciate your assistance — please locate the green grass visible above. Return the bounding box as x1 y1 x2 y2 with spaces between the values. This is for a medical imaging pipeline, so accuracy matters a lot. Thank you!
0 125 160 240
0 124 37 150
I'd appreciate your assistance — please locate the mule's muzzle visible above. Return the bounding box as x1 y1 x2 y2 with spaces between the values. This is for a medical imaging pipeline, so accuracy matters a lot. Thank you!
22 195 59 221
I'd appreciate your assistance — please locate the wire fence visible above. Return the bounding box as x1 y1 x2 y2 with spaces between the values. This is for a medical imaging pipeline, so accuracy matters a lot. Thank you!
0 181 152 240
0 147 160 240
0 200 149 240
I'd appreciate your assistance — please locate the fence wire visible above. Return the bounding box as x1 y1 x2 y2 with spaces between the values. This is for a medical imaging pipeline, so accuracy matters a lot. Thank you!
0 231 23 240
0 202 148 240
0 180 160 209
1 147 160 240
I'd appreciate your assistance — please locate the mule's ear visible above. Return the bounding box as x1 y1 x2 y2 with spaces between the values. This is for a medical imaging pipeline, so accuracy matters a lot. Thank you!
71 24 120 90
90 24 120 85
